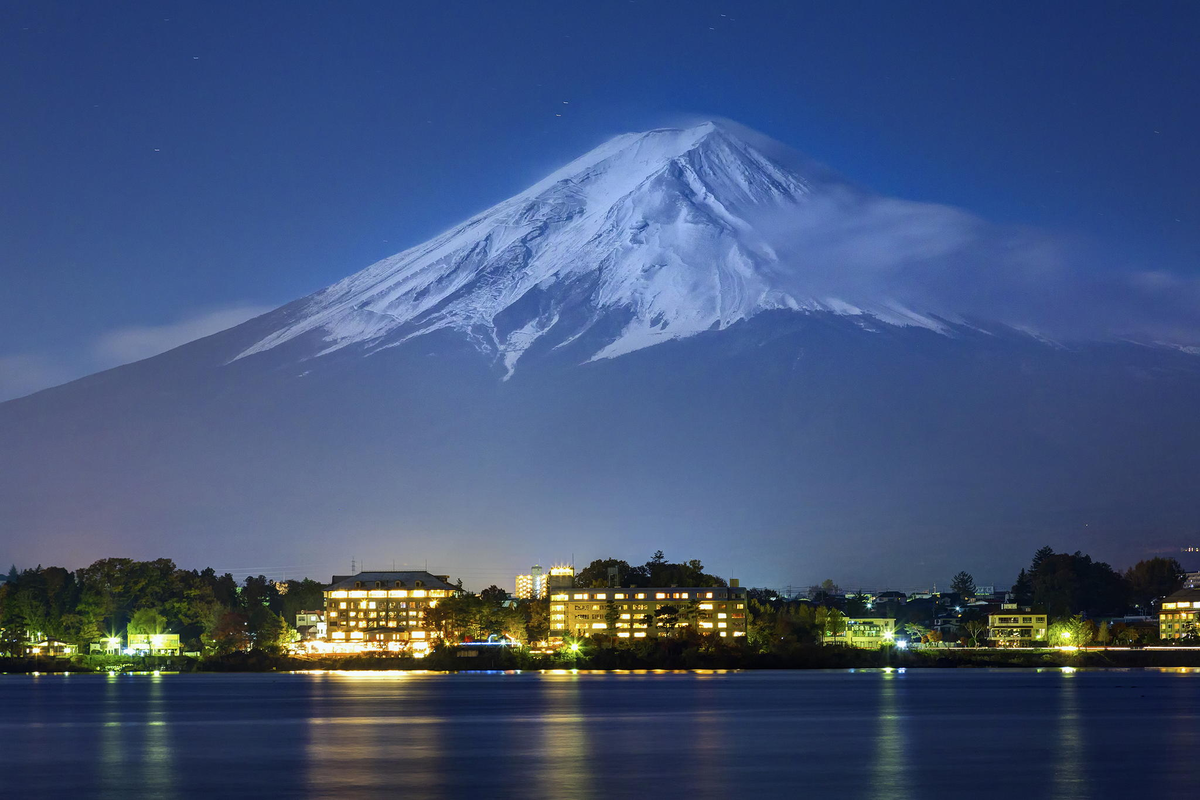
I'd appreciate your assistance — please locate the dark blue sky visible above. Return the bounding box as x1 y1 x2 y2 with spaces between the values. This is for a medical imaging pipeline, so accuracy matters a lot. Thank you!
2 0 1197 396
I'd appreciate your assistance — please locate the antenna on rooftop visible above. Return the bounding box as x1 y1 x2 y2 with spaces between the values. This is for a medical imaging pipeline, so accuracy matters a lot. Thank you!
351 558 356 573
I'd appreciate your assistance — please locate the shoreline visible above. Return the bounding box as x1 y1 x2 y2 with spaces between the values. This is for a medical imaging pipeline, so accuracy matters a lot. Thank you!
5 646 1200 674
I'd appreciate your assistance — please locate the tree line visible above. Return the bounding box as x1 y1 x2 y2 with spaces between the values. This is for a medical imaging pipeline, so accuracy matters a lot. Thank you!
0 558 325 655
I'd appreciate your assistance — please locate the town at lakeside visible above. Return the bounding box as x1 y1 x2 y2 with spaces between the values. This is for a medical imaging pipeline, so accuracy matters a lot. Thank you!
3 547 1199 674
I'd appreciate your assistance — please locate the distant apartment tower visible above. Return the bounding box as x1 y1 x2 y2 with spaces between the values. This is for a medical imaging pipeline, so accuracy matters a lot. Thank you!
516 564 575 599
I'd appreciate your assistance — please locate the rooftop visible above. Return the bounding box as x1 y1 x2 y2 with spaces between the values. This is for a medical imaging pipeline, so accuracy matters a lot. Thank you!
326 571 457 592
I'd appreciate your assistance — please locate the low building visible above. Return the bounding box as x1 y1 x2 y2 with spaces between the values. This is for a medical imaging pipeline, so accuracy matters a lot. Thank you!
26 638 77 657
824 618 897 648
550 581 747 641
295 610 326 641
127 632 182 655
324 571 459 653
1160 588 1200 640
90 636 124 655
988 604 1048 646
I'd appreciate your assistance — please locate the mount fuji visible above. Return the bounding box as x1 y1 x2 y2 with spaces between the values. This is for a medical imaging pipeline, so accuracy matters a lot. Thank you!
2 122 1198 586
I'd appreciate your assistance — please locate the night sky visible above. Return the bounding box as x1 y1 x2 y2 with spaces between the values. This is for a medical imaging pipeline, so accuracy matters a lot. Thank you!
2 0 1198 400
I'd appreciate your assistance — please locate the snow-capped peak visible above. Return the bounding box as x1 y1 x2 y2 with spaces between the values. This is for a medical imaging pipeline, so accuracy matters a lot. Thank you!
235 121 936 374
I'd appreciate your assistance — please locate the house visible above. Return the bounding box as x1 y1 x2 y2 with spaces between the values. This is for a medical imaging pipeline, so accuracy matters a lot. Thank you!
295 610 326 641
824 618 897 649
988 604 1048 647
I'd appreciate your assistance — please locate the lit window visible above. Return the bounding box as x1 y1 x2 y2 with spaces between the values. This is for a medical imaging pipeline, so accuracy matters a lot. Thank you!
635 593 646 599
700 622 714 629
592 623 607 629
633 632 646 638
429 590 446 598
410 590 427 598
338 602 347 609
732 631 745 637
389 590 408 598
717 613 727 619
618 632 631 638
348 590 366 598
594 593 607 600
719 632 727 637
655 593 667 600
410 631 426 639
573 593 588 600
620 614 631 620
331 590 348 598
331 632 345 639
369 602 377 609
350 631 364 639
614 593 627 600
552 594 568 601
718 622 727 628
369 590 387 598
705 592 713 599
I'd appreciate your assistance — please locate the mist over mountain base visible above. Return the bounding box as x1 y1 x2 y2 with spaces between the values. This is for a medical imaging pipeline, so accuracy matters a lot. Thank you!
3 309 1197 587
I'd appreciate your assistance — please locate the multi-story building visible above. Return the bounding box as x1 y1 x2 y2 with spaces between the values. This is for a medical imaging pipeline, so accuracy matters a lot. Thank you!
516 564 575 599
1160 588 1200 640
547 565 575 593
988 604 1048 646
324 571 459 653
550 581 747 641
825 618 897 648
1184 571 1200 590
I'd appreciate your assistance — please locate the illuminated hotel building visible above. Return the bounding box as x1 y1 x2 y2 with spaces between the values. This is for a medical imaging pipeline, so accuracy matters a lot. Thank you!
550 581 747 640
323 571 459 652
1160 588 1200 640
516 564 575 599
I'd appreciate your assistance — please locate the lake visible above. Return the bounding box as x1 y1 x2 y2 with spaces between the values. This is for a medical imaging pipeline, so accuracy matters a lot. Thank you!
2 668 1198 799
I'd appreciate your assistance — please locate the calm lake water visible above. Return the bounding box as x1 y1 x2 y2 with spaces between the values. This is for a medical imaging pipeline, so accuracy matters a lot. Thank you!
3 668 1199 799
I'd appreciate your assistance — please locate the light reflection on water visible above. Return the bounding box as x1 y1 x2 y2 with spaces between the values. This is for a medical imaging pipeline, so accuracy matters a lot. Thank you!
4 668 1200 799
1053 668 1089 800
872 670 910 800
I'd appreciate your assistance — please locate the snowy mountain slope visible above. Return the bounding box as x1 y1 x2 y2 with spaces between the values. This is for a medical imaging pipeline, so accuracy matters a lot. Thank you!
235 121 945 376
